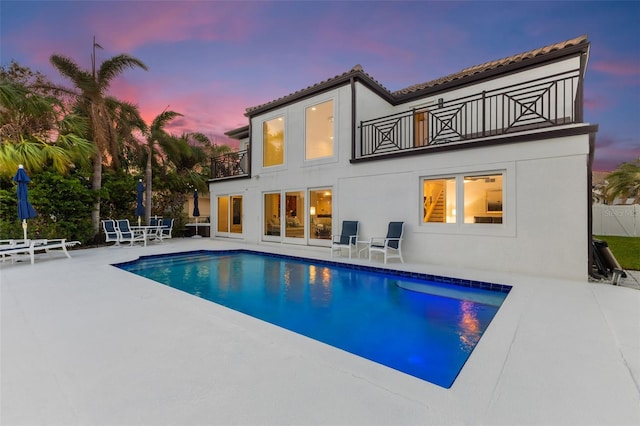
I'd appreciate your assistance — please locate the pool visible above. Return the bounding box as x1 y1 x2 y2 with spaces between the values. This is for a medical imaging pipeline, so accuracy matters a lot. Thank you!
115 250 510 388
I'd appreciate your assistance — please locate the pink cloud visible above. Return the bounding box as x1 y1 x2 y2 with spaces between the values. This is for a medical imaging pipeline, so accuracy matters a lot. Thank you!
86 2 263 52
591 60 640 77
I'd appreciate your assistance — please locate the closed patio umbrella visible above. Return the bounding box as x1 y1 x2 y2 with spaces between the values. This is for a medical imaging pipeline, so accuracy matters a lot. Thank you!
192 189 201 238
13 165 37 241
136 179 145 226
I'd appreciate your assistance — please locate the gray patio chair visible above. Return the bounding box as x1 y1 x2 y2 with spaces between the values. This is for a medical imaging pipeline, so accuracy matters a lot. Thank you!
116 219 146 246
369 221 405 263
331 220 359 258
102 219 120 246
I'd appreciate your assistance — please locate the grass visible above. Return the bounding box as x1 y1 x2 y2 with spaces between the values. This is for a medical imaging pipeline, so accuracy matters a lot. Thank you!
594 236 640 270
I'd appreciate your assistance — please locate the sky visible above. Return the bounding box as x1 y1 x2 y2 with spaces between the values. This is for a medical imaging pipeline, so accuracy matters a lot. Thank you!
1 1 639 171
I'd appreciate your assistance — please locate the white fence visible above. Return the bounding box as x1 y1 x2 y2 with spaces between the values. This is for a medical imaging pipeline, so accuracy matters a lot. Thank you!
592 204 639 237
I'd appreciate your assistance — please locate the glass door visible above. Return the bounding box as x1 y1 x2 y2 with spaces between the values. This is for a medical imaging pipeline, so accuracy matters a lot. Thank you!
284 191 305 242
309 188 332 246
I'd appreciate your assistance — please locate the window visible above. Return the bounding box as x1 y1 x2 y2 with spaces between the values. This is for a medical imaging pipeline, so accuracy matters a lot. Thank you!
305 100 334 160
309 188 332 240
422 172 504 225
463 174 503 224
263 116 284 167
217 195 243 234
423 178 456 223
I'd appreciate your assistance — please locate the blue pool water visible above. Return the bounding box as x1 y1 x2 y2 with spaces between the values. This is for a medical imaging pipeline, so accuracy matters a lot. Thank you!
115 250 510 388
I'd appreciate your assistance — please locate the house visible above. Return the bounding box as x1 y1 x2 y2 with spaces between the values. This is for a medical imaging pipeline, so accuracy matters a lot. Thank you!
208 35 597 281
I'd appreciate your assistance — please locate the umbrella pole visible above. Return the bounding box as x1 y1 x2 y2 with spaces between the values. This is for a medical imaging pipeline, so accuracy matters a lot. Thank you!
192 217 202 238
22 219 27 241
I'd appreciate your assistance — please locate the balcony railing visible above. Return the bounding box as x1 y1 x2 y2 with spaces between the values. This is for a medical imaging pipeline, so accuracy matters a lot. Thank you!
358 69 581 159
211 149 250 180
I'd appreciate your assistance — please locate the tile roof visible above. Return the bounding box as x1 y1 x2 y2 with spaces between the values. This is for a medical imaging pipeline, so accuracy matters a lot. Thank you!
394 35 588 96
245 35 588 116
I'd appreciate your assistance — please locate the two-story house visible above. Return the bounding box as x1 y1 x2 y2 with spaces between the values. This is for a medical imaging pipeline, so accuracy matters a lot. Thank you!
208 35 597 281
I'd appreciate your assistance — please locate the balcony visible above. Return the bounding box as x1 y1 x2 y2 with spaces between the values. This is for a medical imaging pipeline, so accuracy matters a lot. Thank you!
210 149 250 181
358 69 582 160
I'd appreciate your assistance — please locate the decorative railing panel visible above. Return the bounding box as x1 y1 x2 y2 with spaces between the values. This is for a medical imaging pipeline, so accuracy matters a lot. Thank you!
359 69 580 158
211 149 250 180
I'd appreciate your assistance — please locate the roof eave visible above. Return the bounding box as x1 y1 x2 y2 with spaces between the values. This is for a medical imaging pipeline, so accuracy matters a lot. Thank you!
245 71 395 118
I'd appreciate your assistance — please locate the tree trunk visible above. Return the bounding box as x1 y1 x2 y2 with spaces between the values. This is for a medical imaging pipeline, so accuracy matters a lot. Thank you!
145 144 152 223
91 151 103 238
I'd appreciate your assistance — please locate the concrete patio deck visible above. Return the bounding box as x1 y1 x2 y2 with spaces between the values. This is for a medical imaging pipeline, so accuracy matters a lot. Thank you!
1 238 639 425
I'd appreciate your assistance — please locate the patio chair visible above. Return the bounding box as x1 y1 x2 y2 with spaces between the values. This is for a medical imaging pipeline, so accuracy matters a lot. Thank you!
102 219 120 246
158 218 174 241
368 221 405 264
331 220 359 258
116 219 146 246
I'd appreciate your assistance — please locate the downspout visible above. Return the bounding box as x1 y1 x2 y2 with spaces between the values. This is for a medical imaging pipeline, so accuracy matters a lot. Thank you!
588 132 596 278
350 76 356 160
247 121 252 179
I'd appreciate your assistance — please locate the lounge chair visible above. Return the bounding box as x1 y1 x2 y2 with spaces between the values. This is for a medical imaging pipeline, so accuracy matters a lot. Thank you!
116 219 146 246
331 220 359 258
0 239 81 264
0 240 35 264
102 219 120 246
368 221 405 263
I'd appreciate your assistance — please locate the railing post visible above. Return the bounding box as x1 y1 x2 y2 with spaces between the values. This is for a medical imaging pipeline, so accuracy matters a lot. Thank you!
482 91 486 137
412 108 416 150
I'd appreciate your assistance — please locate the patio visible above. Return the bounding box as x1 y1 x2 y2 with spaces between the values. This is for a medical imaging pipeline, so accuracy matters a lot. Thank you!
1 238 639 425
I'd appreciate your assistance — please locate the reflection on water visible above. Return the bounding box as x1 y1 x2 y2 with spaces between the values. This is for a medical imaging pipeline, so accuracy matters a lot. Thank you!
458 300 481 352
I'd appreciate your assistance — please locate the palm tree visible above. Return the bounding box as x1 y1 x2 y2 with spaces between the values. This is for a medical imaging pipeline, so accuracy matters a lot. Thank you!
143 109 183 222
605 160 640 204
0 79 94 177
49 38 148 236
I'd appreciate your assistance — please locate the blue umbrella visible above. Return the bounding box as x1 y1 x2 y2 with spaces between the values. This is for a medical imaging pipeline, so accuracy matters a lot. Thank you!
192 189 201 238
136 179 145 226
13 165 37 240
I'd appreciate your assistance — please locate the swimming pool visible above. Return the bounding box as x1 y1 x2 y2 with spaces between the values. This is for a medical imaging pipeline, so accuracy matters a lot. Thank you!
115 250 510 388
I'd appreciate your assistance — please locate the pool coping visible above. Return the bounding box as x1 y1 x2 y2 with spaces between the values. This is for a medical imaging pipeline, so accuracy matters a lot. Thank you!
113 248 513 295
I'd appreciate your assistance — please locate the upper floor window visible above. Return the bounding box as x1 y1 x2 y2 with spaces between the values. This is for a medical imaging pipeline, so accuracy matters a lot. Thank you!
305 100 334 160
264 116 284 167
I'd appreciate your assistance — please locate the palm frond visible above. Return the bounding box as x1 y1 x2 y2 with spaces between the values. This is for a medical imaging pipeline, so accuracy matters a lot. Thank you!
97 55 148 90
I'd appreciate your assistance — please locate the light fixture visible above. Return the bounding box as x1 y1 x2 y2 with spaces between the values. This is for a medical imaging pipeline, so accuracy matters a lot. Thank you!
310 206 316 215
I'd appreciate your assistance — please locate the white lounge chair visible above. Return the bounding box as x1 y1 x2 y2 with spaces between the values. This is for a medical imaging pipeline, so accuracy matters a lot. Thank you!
368 221 405 263
0 239 81 264
331 220 359 258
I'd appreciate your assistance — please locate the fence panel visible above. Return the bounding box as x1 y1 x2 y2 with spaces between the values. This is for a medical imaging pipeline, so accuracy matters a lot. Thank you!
592 204 639 237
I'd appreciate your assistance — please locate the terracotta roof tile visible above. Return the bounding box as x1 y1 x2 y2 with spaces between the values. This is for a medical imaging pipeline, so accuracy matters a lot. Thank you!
394 35 588 95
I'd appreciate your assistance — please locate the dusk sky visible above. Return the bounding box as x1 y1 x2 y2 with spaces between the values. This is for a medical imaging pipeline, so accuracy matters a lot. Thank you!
1 1 638 171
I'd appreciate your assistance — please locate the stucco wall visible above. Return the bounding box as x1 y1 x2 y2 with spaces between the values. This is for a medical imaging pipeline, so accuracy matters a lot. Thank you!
209 59 592 281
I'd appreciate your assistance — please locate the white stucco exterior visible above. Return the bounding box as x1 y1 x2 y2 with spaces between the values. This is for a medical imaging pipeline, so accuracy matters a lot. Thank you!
209 37 597 281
